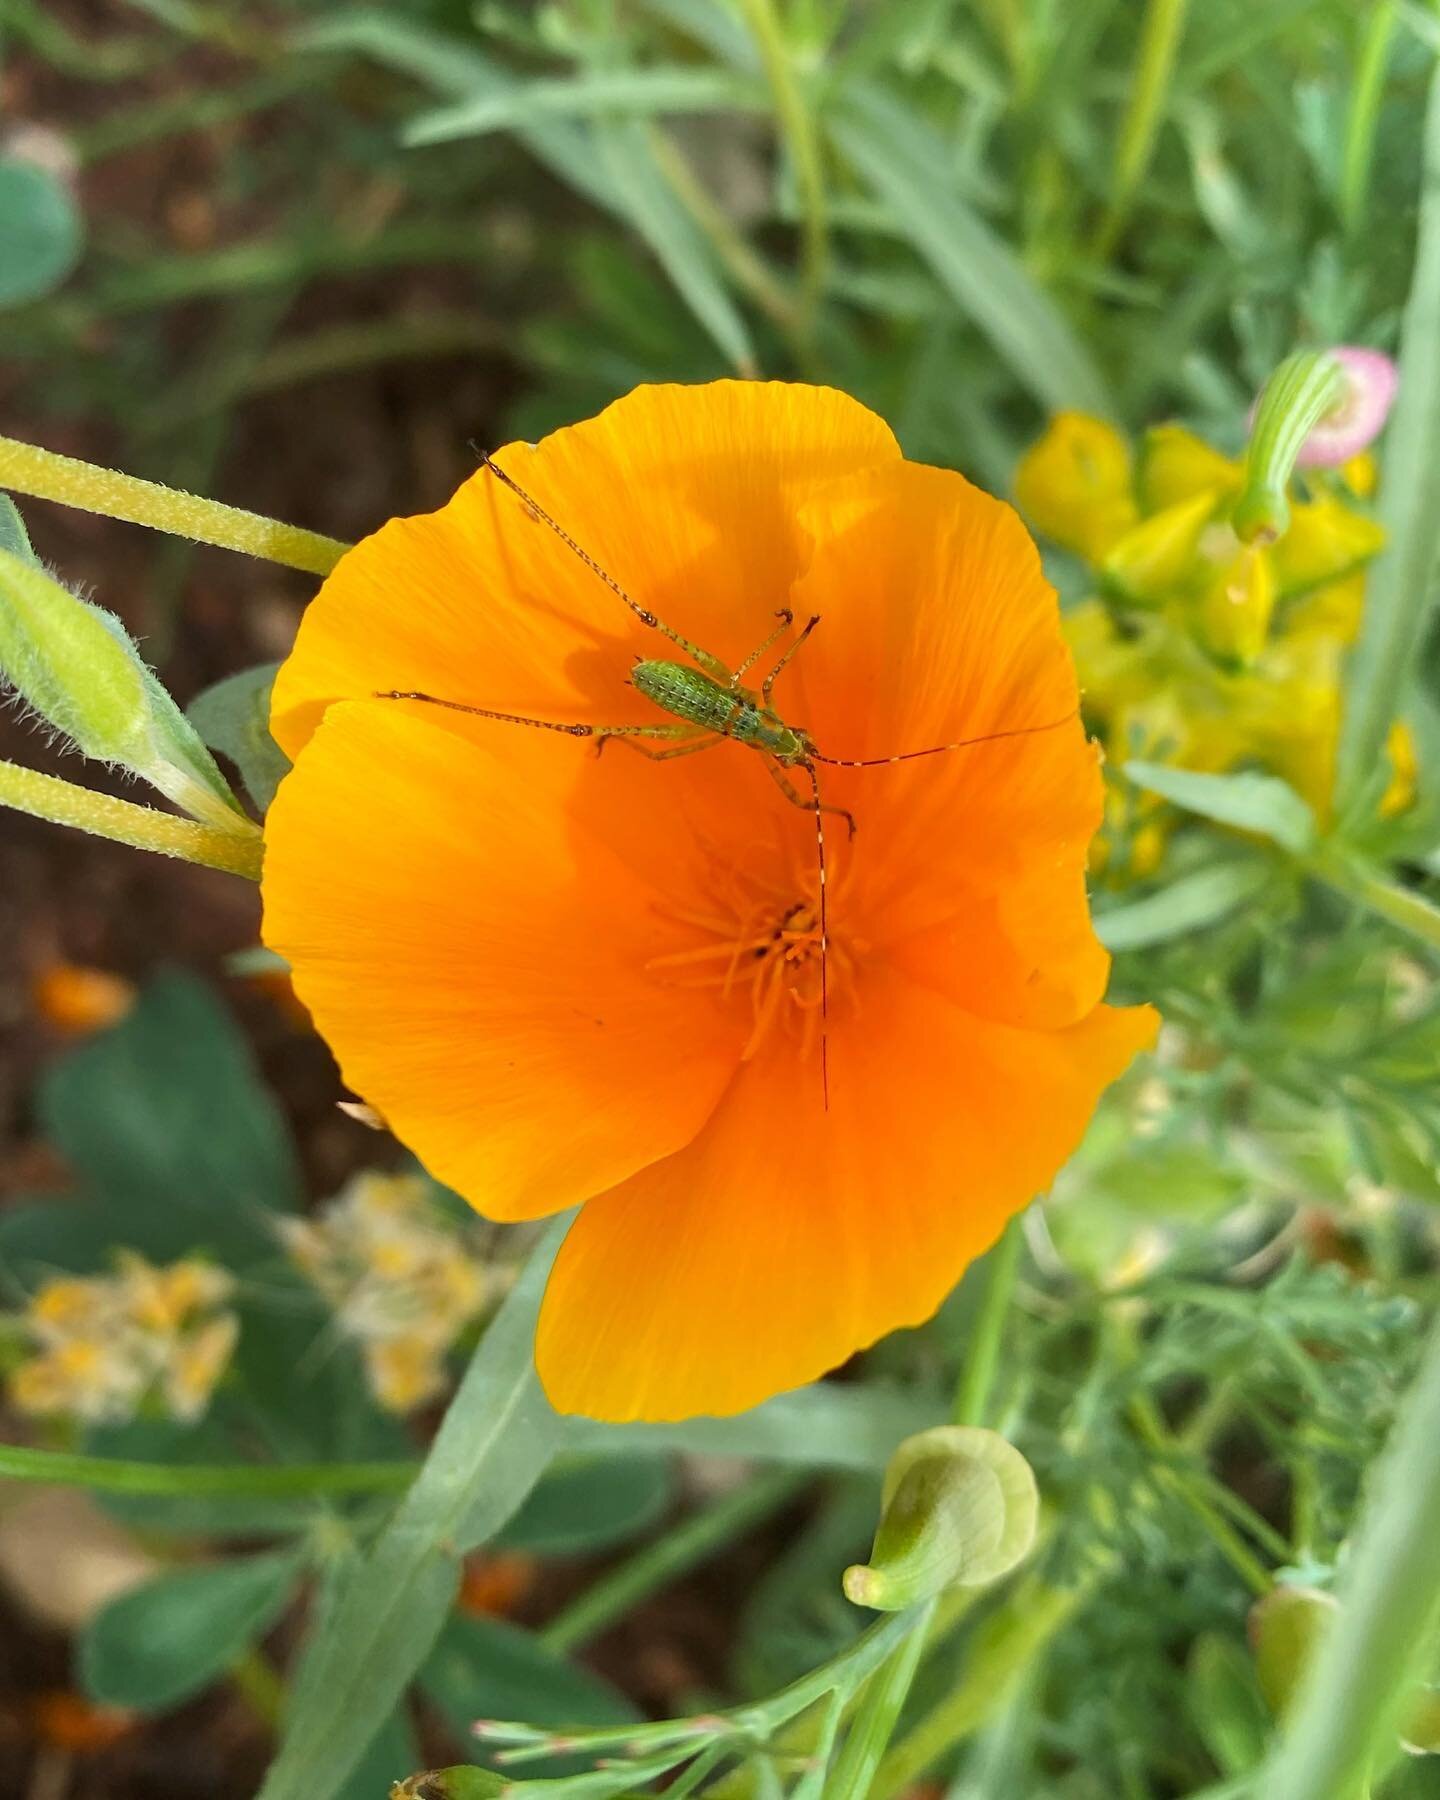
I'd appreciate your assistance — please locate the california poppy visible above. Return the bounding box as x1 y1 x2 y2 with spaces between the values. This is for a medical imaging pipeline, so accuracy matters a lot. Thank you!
261 381 1156 1421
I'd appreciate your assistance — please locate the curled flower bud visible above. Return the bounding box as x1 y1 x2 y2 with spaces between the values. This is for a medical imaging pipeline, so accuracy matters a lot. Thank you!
1295 348 1398 469
843 1426 1039 1612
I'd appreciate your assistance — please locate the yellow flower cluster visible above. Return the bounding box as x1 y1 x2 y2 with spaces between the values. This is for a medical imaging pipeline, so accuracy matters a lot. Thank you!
1014 413 1414 881
8 1254 237 1426
279 1172 488 1413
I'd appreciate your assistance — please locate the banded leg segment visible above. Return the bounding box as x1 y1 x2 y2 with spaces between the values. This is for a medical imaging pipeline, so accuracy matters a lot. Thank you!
730 610 795 685
762 614 821 703
375 690 692 747
599 730 722 762
761 755 841 1109
480 454 732 682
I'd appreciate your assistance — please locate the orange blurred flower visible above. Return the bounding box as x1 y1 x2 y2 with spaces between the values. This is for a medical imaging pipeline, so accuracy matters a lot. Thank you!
31 961 134 1035
261 382 1156 1421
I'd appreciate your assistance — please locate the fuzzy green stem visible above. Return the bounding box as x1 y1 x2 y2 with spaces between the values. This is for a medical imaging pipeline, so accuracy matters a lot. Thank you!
1264 1311 1440 1799
1232 352 1347 544
1092 0 1191 257
736 0 828 350
825 1598 937 1800
1338 52 1440 802
0 435 346 575
0 758 263 877
540 1468 805 1655
952 1218 1023 1427
872 1575 1089 1798
1340 3 1398 236
0 1441 413 1497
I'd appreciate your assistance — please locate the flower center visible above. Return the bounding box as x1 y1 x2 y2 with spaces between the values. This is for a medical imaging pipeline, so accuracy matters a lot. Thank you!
645 861 865 1065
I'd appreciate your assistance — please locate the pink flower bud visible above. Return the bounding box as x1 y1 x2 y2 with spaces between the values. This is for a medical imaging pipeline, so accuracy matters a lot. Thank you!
1295 347 1398 467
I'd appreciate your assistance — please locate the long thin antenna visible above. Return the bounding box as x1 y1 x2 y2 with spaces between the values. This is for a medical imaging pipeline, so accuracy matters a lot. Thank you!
813 710 1079 768
801 760 831 1113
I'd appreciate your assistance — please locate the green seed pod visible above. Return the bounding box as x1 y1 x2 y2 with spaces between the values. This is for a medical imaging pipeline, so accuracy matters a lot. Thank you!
390 1769 506 1800
0 544 244 829
1402 1687 1440 1757
843 1426 1039 1611
1249 1584 1339 1719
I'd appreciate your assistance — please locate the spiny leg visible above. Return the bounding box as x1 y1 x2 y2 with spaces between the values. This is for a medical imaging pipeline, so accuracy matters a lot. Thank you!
762 755 845 1111
730 610 795 685
597 729 721 762
812 710 1080 768
478 453 733 683
375 690 690 747
761 614 822 704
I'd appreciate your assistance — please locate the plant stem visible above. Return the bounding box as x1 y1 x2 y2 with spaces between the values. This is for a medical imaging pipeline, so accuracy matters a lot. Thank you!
232 1647 287 1731
1338 49 1440 803
540 1468 805 1655
0 1441 414 1498
952 1218 1023 1427
1092 0 1191 257
1263 1310 1440 1799
0 435 346 576
1129 1398 1273 1596
825 1598 937 1800
0 759 264 878
872 1574 1089 1798
1340 2 1398 237
737 0 828 352
1309 848 1440 955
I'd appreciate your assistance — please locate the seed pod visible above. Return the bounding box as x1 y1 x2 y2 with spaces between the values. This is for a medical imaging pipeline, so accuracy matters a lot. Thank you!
843 1426 1039 1612
1250 1584 1339 1718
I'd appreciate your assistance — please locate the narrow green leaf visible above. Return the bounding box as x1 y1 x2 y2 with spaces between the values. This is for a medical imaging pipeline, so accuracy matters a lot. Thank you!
1123 761 1317 855
0 493 39 565
80 1550 302 1711
1095 860 1272 951
1339 52 1440 803
254 1220 568 1800
187 661 291 810
404 67 758 147
829 86 1113 418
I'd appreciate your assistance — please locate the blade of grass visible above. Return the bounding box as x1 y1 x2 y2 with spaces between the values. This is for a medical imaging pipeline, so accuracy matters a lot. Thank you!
254 1221 569 1800
1338 49 1440 806
829 85 1114 417
403 66 758 147
1092 0 1192 257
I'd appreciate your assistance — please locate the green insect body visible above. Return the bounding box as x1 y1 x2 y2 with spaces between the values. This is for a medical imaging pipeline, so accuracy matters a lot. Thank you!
630 658 811 760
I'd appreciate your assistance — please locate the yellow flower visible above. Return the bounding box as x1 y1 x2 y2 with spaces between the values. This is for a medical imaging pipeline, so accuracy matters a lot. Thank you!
1013 412 1137 561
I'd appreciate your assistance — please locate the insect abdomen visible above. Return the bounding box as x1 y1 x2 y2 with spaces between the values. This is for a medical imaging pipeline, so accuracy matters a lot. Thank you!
633 659 743 735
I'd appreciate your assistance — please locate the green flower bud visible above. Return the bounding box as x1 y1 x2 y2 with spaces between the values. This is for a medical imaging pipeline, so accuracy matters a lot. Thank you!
843 1426 1038 1612
1249 1583 1339 1719
1402 1687 1440 1757
391 1769 506 1800
0 543 246 831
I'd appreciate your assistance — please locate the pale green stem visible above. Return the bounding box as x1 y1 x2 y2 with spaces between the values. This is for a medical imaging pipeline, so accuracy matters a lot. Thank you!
1309 847 1440 955
825 1598 937 1800
1264 1310 1440 1799
1232 350 1346 544
539 1469 806 1655
0 435 347 576
1092 0 1191 257
871 1575 1089 1799
1129 1397 1273 1596
0 1441 412 1497
0 758 263 878
1338 51 1440 801
736 0 828 349
1341 3 1398 236
952 1218 1024 1427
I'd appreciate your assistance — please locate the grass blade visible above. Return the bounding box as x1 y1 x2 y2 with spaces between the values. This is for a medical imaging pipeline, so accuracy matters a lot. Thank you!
254 1220 569 1800
829 85 1114 418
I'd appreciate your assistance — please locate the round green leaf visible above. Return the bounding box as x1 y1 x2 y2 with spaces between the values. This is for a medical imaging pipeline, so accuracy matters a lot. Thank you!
0 158 82 307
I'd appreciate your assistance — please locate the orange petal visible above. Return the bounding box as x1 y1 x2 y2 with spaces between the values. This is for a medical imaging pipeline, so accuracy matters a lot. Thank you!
272 380 900 760
777 459 1108 1028
537 977 1159 1420
261 702 742 1219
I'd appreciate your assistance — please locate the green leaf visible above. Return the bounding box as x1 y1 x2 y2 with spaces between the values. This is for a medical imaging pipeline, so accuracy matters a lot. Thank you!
337 1708 422 1800
37 971 302 1263
404 67 758 147
0 156 83 307
1123 761 1317 855
1095 860 1273 951
422 1614 636 1757
1186 1632 1272 1778
829 85 1113 418
254 1221 568 1800
0 493 39 565
80 1550 302 1711
187 662 291 810
495 1454 673 1554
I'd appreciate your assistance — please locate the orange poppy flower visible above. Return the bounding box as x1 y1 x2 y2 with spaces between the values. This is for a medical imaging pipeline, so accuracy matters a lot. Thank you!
261 381 1157 1422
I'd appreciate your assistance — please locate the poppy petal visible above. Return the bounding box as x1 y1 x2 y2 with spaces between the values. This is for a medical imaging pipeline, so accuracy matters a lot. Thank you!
261 702 743 1219
271 380 900 760
536 977 1158 1420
